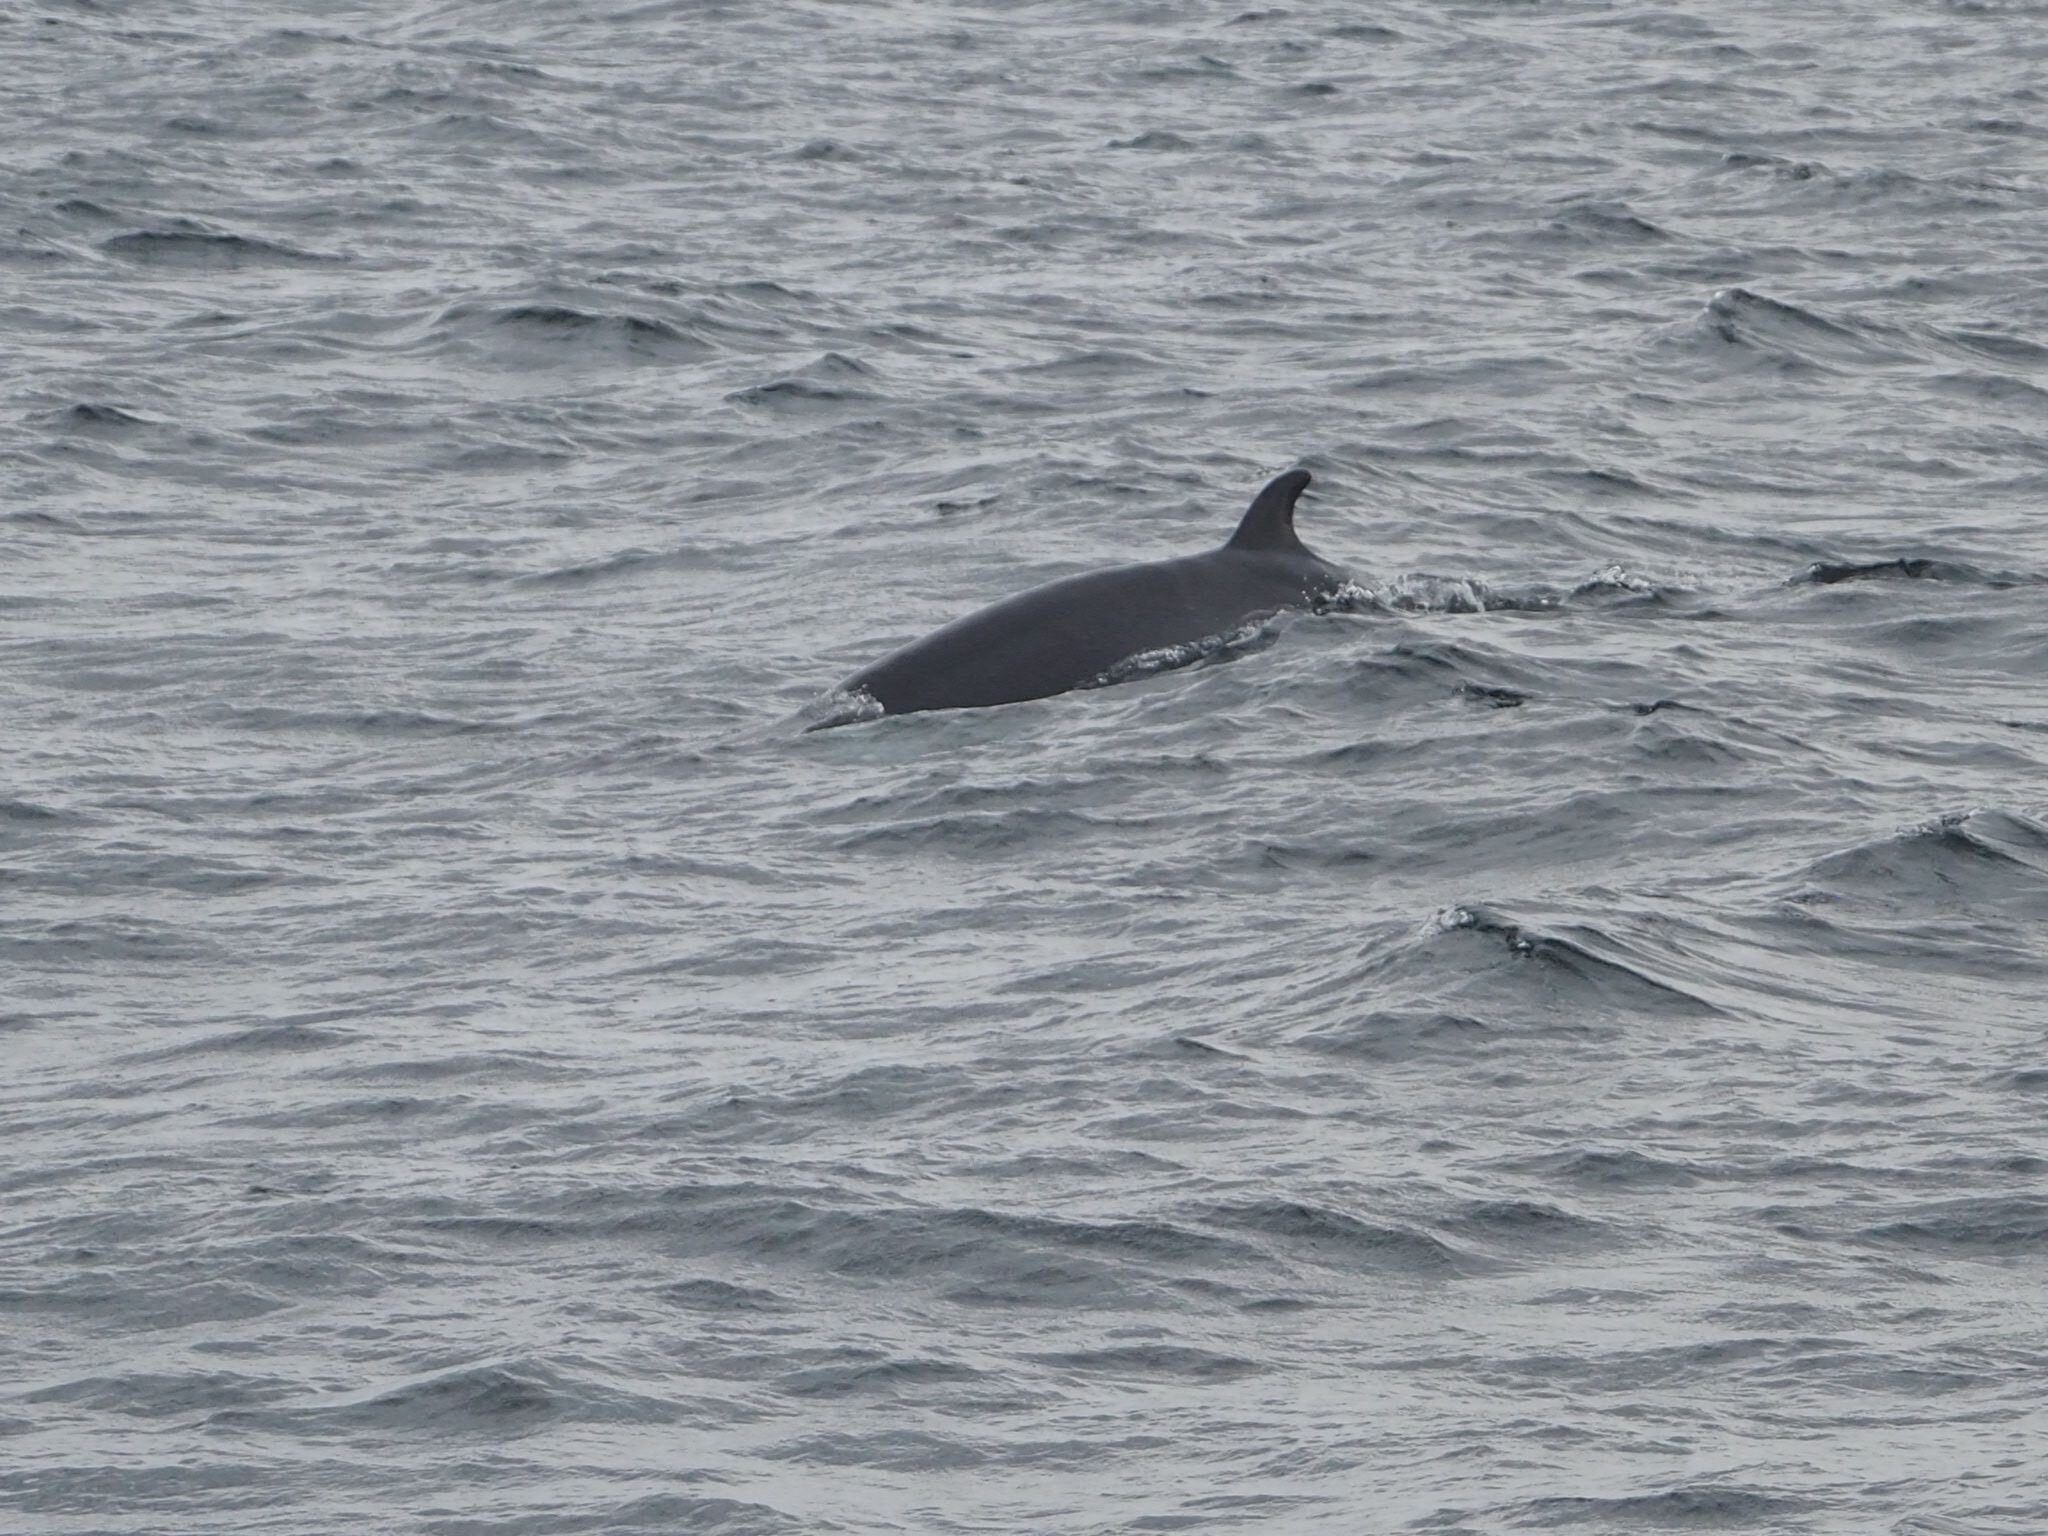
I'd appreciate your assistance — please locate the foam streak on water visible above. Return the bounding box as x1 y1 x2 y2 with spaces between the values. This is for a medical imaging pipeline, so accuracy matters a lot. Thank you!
4 2 2047 1532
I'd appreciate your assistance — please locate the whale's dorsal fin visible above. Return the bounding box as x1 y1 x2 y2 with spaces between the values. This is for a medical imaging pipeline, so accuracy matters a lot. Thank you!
1225 469 1312 553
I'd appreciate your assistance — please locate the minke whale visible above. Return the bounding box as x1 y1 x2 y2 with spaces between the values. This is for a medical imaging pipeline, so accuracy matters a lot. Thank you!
824 469 1347 723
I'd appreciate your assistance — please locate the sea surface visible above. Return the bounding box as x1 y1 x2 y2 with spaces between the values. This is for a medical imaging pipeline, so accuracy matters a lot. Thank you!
4 1 2046 1532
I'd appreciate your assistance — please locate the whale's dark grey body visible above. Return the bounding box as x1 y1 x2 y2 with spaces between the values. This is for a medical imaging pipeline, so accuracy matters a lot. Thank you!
834 470 1346 720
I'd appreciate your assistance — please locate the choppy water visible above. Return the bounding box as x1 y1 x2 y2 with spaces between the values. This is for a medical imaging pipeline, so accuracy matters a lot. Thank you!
6 1 2048 1531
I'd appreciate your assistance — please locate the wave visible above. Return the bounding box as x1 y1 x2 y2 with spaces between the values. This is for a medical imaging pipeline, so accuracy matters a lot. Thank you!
1199 1198 1470 1275
1427 903 1722 1019
1789 809 2048 921
1859 1195 2048 1258
655 1278 792 1313
774 1350 989 1398
1329 637 1547 718
1443 1197 1609 1252
52 403 150 430
1282 902 1724 1063
19 1368 289 1419
101 227 333 268
1789 555 2036 588
727 352 882 407
1030 1343 1260 1380
1536 198 1674 247
1685 285 1913 372
278 1357 666 1435
1519 1485 1814 1529
205 705 512 737
791 136 863 162
515 542 738 586
1292 1008 1494 1061
726 377 864 407
436 298 716 362
1509 1146 1706 1191
1108 130 1198 151
543 1185 1260 1307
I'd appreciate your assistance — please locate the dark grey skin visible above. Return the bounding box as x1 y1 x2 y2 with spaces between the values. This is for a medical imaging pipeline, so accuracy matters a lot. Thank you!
833 470 1347 720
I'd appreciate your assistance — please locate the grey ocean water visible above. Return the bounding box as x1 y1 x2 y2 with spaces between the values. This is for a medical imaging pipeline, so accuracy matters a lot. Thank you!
5 0 2047 1531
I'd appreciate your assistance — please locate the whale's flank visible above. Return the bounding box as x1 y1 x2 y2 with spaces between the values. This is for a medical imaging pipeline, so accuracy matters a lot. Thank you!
827 470 1346 723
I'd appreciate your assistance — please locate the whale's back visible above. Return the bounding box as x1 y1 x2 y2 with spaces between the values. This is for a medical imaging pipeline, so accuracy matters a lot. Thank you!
843 545 1338 717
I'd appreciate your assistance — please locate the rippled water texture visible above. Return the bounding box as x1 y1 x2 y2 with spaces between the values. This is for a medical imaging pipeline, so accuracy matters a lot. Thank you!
5 1 2047 1532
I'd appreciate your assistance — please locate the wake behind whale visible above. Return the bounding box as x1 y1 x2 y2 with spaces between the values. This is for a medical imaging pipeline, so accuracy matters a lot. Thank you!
817 470 1348 726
